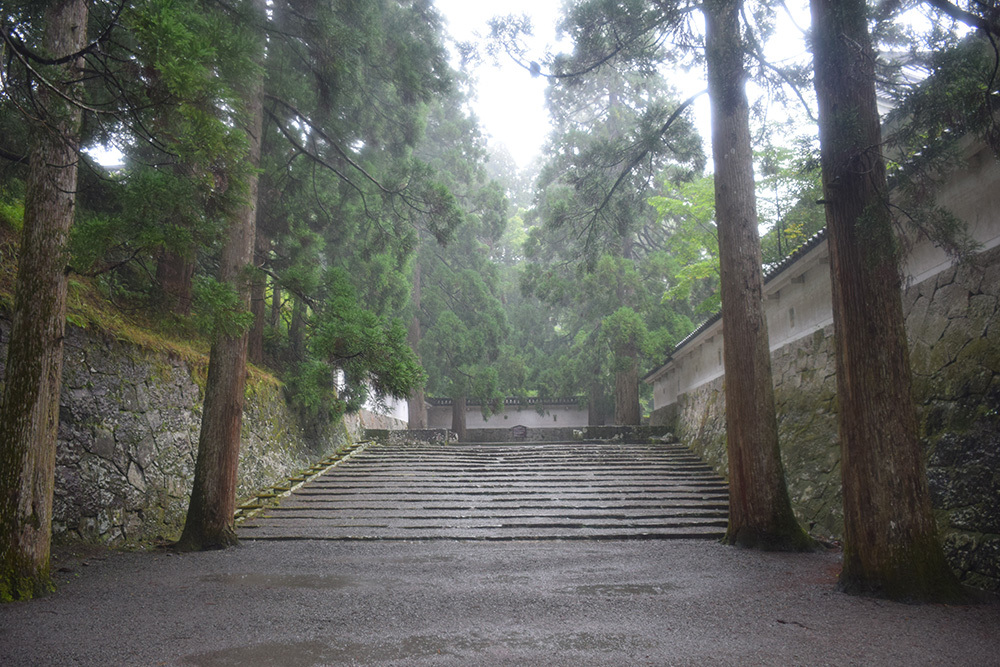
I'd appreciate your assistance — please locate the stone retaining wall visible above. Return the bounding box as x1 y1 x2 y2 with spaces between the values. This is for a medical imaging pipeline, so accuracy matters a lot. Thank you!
1 319 358 546
660 245 1000 590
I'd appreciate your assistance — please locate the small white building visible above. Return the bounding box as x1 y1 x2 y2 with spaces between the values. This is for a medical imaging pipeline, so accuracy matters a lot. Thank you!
423 397 589 429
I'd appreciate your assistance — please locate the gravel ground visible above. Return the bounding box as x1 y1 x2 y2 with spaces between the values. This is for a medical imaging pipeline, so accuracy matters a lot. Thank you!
1 539 997 666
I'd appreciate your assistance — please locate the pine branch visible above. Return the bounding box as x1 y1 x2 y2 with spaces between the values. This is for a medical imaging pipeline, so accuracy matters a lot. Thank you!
925 0 1000 39
265 95 401 196
739 5 817 123
0 0 125 67
591 90 705 222
0 145 26 163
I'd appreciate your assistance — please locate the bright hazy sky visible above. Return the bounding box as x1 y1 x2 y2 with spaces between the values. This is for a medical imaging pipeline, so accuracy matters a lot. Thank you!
432 1 818 171
432 0 567 169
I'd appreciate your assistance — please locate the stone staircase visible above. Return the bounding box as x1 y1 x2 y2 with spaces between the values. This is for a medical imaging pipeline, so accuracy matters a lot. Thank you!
238 441 729 541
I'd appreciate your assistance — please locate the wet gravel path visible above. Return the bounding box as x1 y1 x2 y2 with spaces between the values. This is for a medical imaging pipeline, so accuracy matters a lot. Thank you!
1 539 997 666
4 441 997 665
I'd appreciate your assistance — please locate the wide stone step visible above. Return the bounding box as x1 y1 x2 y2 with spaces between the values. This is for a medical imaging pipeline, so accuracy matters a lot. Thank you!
239 441 729 541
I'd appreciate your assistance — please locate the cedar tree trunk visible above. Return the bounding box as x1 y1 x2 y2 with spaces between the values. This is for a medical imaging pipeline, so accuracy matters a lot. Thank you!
288 294 306 361
614 350 641 425
614 236 641 425
588 379 604 426
0 0 87 601
407 261 427 429
810 0 963 601
248 231 269 366
451 394 467 442
269 278 281 327
704 0 812 550
176 0 266 551
155 249 194 315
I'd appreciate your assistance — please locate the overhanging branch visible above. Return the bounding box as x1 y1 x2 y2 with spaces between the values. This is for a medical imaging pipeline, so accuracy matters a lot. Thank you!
592 90 706 219
924 0 1000 40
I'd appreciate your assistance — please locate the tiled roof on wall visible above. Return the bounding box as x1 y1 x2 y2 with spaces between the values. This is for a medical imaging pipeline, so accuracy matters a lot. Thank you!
642 228 828 382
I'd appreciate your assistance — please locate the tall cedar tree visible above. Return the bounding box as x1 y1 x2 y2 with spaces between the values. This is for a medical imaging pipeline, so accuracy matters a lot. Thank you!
509 0 810 534
407 261 427 429
412 83 509 438
176 0 266 551
810 0 964 600
526 63 701 425
0 0 88 601
252 0 452 417
703 0 812 550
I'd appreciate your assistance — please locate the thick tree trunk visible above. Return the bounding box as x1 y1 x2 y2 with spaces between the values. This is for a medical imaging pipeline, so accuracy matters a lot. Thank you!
0 0 87 601
704 0 811 551
588 379 604 426
176 0 265 551
614 236 641 426
810 0 963 601
155 249 194 315
248 231 269 366
288 295 306 362
614 350 641 425
407 261 427 429
451 394 467 442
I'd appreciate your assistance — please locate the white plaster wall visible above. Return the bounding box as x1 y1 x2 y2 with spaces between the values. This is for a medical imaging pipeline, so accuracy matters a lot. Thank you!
373 397 408 424
649 137 1000 412
904 141 1000 285
425 403 589 429
426 407 451 430
651 320 725 408
765 246 834 351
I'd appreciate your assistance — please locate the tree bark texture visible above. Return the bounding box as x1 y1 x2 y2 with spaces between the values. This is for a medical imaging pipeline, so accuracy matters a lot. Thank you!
288 295 306 362
614 236 641 426
407 261 427 429
0 0 87 601
614 351 641 425
177 0 266 551
269 278 281 328
248 231 269 366
810 0 962 601
704 0 811 551
588 379 604 426
451 394 467 442
155 248 194 315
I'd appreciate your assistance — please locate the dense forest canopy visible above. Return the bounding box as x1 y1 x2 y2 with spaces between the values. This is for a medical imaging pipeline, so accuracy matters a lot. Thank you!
2 0 999 595
2 0 990 420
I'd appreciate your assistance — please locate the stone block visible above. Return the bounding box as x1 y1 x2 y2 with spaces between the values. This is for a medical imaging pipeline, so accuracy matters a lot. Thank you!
135 434 156 470
91 427 116 461
935 265 957 290
127 461 146 492
914 294 953 347
967 293 997 330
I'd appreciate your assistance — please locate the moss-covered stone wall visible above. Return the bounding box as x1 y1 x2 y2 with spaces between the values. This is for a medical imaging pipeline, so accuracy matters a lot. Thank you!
1 321 356 546
908 247 1000 592
667 245 1000 590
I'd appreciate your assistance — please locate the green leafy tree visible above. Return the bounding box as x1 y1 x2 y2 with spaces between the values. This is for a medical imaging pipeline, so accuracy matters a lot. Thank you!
399 72 511 438
649 176 721 317
522 49 703 424
495 0 812 547
755 139 825 268
417 219 510 440
177 0 267 551
0 0 88 602
63 0 254 316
